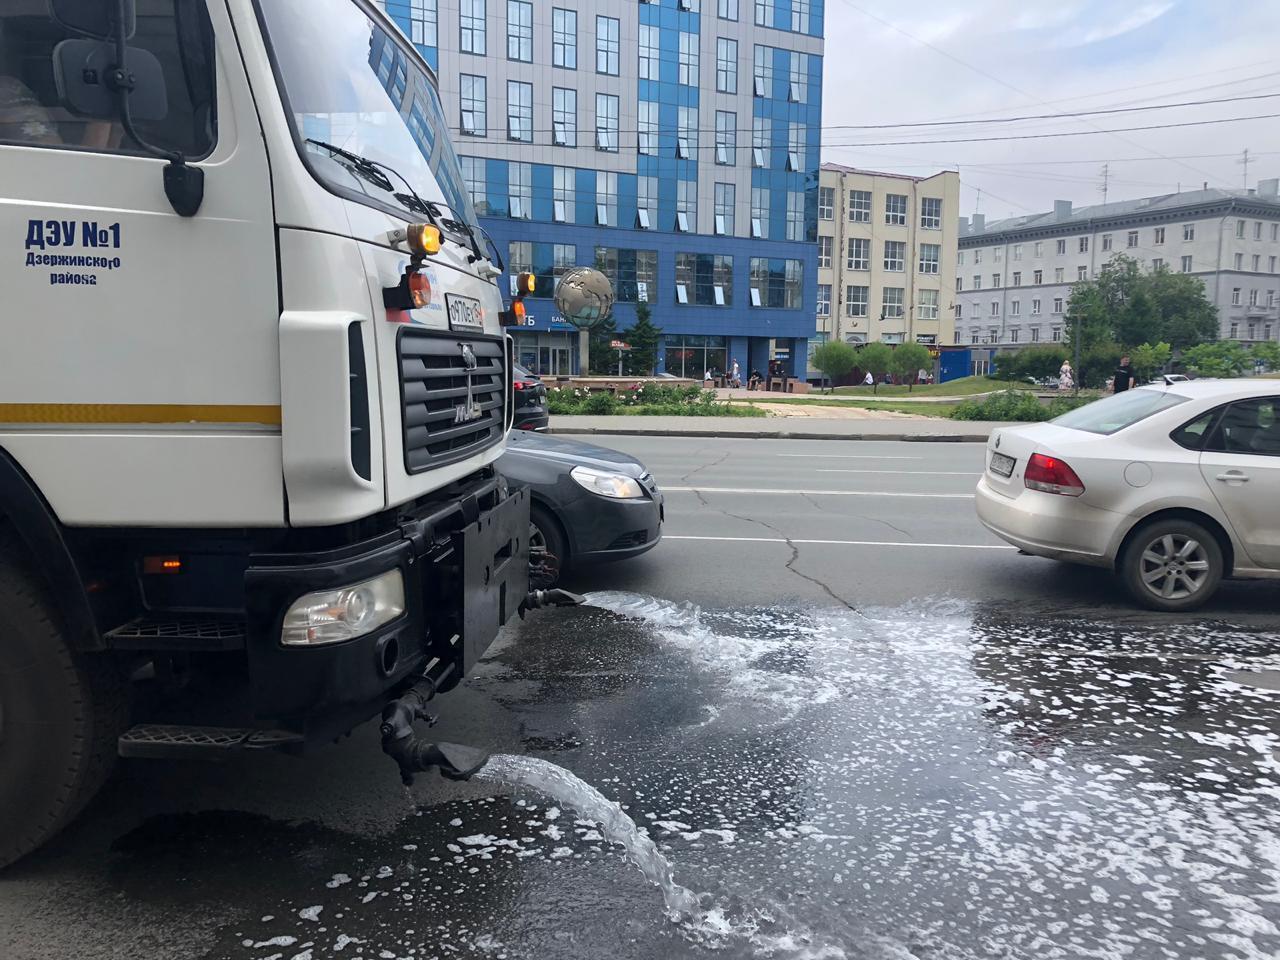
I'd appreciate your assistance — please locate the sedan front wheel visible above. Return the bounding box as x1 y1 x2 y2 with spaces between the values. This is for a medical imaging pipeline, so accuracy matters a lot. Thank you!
1121 519 1224 612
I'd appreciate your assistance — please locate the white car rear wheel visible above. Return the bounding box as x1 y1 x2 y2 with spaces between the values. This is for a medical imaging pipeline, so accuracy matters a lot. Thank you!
1121 519 1224 612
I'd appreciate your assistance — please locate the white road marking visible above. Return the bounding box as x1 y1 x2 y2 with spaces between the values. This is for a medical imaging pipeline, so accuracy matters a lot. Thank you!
666 535 1014 550
814 469 978 475
663 486 974 498
775 454 923 459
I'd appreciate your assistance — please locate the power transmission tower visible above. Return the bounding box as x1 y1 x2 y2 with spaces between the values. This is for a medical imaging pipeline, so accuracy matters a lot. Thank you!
1099 163 1110 204
1239 148 1251 189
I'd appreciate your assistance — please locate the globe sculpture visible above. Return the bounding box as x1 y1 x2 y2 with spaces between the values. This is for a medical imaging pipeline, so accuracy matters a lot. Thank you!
554 267 615 329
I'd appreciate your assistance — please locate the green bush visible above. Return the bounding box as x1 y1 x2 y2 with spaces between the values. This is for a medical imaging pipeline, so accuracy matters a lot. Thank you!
581 391 619 415
543 383 765 417
952 390 1091 422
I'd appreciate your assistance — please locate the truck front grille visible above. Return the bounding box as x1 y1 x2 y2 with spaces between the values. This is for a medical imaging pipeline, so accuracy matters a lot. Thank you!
398 329 506 474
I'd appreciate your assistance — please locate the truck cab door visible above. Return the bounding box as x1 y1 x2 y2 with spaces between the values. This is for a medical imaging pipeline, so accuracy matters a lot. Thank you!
0 0 281 527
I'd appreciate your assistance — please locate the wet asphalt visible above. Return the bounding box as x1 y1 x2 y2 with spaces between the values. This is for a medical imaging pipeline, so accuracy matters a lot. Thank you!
4 437 1280 960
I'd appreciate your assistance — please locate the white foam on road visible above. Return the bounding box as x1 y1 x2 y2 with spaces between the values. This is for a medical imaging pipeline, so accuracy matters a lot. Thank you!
663 486 974 498
664 535 1014 550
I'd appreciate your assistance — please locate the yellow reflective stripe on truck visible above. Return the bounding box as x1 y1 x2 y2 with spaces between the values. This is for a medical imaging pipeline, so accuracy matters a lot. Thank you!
0 403 283 426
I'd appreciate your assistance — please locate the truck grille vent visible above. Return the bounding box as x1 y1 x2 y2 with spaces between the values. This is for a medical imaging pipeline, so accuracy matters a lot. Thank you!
398 330 506 473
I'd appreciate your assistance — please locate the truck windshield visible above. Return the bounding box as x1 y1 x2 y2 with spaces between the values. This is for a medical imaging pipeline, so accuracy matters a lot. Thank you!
257 0 478 232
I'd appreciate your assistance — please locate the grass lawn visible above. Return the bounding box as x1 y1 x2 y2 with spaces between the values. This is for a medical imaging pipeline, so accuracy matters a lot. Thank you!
827 376 1032 398
732 398 960 418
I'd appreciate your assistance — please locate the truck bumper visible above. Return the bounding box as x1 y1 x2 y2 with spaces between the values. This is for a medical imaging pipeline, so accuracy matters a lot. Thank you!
242 474 529 741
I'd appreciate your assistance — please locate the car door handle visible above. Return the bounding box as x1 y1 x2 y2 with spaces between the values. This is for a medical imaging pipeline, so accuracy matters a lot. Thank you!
1216 471 1250 482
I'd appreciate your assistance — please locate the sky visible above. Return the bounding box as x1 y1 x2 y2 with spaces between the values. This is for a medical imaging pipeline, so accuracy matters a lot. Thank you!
820 0 1280 222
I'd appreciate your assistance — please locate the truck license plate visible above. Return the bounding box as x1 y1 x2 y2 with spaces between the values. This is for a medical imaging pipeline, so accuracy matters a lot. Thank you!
990 452 1016 478
446 294 484 331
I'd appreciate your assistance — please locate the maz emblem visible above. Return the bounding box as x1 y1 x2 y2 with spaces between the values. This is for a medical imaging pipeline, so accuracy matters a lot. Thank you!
454 343 483 425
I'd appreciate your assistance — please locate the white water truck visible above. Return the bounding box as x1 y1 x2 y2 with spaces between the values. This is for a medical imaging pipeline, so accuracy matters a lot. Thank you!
0 0 614 867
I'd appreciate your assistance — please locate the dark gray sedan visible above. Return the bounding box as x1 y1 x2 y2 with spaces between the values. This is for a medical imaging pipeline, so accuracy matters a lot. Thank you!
497 432 663 585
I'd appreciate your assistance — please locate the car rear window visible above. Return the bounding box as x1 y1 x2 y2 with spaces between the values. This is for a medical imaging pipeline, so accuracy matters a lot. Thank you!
1051 388 1189 435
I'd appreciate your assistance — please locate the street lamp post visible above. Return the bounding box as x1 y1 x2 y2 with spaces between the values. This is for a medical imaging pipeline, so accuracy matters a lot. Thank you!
1072 312 1082 397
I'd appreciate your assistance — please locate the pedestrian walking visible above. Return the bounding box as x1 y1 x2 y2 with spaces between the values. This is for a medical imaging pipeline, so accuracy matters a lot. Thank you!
1058 360 1074 392
730 358 741 388
1114 355 1135 394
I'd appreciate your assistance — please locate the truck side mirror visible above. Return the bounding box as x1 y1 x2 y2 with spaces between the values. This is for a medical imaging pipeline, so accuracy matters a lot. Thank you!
48 0 136 41
554 268 616 330
53 39 169 122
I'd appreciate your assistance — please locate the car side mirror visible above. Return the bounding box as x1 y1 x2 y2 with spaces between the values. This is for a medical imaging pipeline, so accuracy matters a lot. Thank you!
48 0 136 40
53 39 168 122
554 268 616 330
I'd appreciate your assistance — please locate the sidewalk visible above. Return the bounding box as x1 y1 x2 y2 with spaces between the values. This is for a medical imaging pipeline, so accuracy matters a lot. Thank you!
712 387 979 404
548 415 1008 442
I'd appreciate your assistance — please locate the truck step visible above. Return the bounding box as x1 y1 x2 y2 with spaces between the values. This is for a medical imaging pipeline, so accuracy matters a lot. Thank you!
118 724 304 759
104 615 246 651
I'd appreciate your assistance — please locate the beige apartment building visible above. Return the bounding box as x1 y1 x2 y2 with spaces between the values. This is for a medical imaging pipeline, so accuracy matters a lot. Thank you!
815 164 961 347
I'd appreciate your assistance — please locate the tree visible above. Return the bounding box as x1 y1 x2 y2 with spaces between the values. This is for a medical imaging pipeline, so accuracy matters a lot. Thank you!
1129 342 1173 383
1182 341 1253 378
1251 340 1280 372
621 301 661 376
1078 341 1123 390
1066 255 1218 351
857 341 894 394
587 315 618 374
810 340 857 393
996 345 1068 383
890 342 933 391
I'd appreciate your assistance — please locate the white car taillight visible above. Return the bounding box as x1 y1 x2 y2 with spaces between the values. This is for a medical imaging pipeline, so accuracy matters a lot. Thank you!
1024 453 1085 497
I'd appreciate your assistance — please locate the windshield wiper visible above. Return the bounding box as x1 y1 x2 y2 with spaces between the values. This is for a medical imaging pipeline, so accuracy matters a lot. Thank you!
305 138 395 193
420 198 488 265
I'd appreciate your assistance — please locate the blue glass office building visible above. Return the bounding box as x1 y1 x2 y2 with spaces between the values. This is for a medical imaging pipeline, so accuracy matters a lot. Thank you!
377 0 823 378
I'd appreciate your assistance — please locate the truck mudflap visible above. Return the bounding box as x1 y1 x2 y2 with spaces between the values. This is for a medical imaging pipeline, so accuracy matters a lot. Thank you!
240 476 530 742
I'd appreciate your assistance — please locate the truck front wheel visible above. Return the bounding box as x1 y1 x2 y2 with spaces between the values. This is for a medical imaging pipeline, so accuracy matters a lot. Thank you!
0 528 128 868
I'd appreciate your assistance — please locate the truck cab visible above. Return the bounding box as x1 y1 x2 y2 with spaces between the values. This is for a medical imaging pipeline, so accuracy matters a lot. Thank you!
0 0 548 866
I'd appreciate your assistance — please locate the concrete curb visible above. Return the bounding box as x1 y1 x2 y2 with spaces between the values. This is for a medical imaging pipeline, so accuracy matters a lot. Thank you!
547 426 992 443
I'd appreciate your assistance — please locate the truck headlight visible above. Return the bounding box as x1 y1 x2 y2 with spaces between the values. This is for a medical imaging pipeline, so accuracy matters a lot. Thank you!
281 569 406 646
570 465 645 499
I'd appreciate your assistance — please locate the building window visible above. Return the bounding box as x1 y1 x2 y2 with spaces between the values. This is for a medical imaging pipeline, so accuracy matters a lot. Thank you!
1052 298 1063 314
1181 255 1193 273
552 8 577 68
753 45 773 97
955 303 963 318
1011 299 1021 317
919 243 940 274
847 238 869 271
971 331 980 345
788 51 808 103
1229 322 1239 339
1077 266 1088 281
1012 271 1022 287
1030 327 1040 342
918 289 939 320
1054 267 1064 283
506 81 532 141
636 176 657 229
407 0 438 46
595 94 618 151
1254 254 1263 272
787 122 805 172
1152 257 1164 270
1250 288 1260 307
1126 230 1138 248
883 240 905 272
552 167 573 223
749 257 803 309
716 38 737 93
791 0 810 31
883 287 905 320
677 106 698 159
990 301 1000 317
1237 220 1247 239
1273 224 1279 242
508 161 531 219
638 101 657 155
1232 287 1242 306
992 273 1001 287
676 253 731 306
994 247 1003 263
676 179 696 232
715 111 736 164
956 277 963 292
845 285 868 317
751 187 768 239
714 182 736 236
719 0 739 20
460 156 486 213
819 186 834 220
817 284 831 317
1051 327 1062 342
596 171 617 227
818 235 832 268
885 194 907 226
1031 298 1041 315
593 247 658 303
1010 328 1020 343
754 0 775 27
552 243 575 289
921 197 942 230
506 1 532 61
459 74 486 136
849 190 871 223
679 31 699 86
1101 234 1112 252
552 87 576 146
1272 256 1279 274
784 190 804 241
1234 252 1244 270
1056 239 1067 255
1034 241 1043 257
974 249 982 264
1183 223 1195 241
1152 227 1164 244
1012 244 1022 261
752 115 769 168
972 274 981 290
508 240 532 277
596 16 619 75
1033 269 1043 284
1079 236 1089 253
460 0 486 54
958 251 965 266
638 25 658 80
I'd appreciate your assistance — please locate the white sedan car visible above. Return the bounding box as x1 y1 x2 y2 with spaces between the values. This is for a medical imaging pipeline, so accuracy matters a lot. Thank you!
976 379 1280 610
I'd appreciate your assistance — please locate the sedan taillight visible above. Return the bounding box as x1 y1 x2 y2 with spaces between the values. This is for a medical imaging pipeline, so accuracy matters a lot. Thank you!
1024 453 1085 497
513 380 537 390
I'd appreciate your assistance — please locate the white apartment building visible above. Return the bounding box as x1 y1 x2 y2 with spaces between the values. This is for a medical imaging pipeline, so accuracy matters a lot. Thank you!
816 164 960 347
957 182 1280 349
